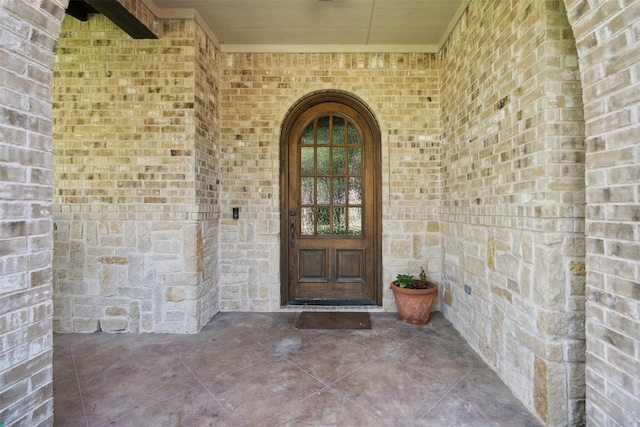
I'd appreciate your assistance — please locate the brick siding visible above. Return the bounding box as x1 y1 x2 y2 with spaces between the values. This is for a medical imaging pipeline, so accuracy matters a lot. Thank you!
564 0 640 424
51 15 218 334
219 52 442 311
439 1 586 424
0 0 65 425
2 0 639 425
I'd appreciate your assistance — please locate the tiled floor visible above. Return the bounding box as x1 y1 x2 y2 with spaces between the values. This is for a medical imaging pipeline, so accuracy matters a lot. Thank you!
53 311 542 426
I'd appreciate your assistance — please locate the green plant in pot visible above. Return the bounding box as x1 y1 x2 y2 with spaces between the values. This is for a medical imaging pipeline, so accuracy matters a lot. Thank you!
390 267 437 325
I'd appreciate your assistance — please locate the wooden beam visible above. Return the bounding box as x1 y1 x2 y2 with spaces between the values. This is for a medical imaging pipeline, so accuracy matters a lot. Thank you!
65 0 99 22
85 0 158 39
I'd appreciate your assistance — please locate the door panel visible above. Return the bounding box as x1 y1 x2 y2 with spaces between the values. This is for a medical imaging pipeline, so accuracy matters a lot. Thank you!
335 249 365 282
298 249 327 282
283 99 379 305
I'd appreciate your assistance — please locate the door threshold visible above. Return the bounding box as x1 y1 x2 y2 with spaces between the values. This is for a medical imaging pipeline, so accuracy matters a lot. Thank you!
287 300 377 307
281 305 385 313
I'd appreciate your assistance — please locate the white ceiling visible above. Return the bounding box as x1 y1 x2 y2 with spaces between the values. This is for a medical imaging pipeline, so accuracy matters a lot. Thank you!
141 0 469 52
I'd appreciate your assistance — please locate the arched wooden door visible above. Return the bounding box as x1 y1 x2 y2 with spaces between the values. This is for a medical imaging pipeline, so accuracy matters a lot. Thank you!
281 92 381 306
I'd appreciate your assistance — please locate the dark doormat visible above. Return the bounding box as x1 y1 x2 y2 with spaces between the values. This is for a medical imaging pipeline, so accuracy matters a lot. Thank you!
294 311 372 330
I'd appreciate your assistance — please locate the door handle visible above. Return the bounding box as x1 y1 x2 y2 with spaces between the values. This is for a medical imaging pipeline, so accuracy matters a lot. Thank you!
290 219 296 246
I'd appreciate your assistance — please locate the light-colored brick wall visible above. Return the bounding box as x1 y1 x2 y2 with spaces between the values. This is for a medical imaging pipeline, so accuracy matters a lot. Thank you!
218 52 442 311
194 23 221 326
0 0 65 425
563 0 640 425
440 1 585 424
3 0 639 425
51 15 219 334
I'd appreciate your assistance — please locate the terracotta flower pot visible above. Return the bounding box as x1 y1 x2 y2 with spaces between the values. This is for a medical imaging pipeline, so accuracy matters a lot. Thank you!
390 280 438 325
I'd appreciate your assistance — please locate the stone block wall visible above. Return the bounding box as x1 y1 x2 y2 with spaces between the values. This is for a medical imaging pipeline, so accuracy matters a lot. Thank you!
439 1 586 424
563 0 640 425
51 15 219 334
0 0 64 425
218 52 442 311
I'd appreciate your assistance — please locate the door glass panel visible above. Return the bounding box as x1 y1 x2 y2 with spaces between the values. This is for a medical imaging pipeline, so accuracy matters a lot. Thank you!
349 207 362 235
297 114 364 237
348 177 361 204
348 147 361 174
333 116 345 144
317 147 330 174
334 208 346 235
301 177 314 205
317 207 330 235
348 122 360 144
301 147 314 174
317 116 330 144
301 123 314 144
317 177 329 204
332 147 345 174
301 207 314 235
332 177 346 204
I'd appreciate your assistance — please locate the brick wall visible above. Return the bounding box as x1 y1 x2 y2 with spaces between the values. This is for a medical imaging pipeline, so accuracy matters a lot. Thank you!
0 0 65 425
3 0 639 425
563 0 640 424
51 15 219 334
439 1 585 424
218 52 442 311
194 23 221 326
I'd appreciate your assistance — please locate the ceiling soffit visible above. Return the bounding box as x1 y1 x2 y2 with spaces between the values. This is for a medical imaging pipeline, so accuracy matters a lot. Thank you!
140 0 470 53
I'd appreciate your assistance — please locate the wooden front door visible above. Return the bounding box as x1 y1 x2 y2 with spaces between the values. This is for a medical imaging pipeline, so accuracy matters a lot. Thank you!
281 94 381 305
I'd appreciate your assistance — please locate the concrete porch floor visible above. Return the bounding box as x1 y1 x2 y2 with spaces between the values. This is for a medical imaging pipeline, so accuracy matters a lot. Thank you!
53 312 542 426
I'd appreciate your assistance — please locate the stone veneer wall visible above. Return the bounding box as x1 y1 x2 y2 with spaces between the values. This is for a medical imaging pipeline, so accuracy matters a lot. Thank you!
51 15 219 333
0 0 64 425
563 0 640 425
218 52 442 311
439 1 586 424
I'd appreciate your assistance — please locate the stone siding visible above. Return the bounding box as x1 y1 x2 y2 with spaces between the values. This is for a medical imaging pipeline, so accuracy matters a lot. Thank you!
51 15 219 334
563 0 640 425
218 52 442 311
439 1 586 424
0 0 64 425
